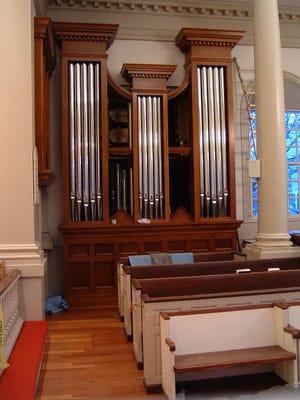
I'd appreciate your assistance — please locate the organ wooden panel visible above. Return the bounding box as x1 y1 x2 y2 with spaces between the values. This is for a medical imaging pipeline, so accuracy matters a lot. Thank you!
55 23 243 303
34 17 56 186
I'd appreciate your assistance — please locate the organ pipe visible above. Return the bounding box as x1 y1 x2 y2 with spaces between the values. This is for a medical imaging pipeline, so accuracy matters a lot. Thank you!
138 95 164 219
69 62 102 222
197 65 228 217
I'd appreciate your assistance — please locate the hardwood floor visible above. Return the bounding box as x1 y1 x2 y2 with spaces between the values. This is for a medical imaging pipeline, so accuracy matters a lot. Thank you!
37 307 166 400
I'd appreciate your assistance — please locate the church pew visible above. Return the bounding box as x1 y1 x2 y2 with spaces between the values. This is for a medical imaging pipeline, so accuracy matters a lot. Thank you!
117 250 238 320
160 304 299 400
133 269 300 391
127 257 300 367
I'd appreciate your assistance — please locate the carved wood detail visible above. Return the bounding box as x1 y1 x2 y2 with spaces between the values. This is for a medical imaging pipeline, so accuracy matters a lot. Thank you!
175 28 245 53
54 22 118 48
34 17 56 186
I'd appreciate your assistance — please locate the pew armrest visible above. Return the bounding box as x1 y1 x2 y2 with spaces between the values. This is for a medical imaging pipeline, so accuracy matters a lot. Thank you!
165 338 176 352
284 324 300 339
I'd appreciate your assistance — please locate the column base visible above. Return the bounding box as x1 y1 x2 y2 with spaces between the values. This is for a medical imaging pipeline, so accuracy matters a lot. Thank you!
245 237 300 260
0 243 47 319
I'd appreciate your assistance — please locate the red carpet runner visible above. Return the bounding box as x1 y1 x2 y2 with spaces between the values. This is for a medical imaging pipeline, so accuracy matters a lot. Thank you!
0 321 48 400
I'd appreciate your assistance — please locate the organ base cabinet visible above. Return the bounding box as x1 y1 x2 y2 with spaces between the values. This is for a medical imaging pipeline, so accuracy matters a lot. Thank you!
55 23 244 303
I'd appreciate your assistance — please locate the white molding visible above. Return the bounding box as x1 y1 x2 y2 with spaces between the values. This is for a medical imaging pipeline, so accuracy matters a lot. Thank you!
46 0 300 22
46 1 300 47
284 70 300 85
0 244 46 277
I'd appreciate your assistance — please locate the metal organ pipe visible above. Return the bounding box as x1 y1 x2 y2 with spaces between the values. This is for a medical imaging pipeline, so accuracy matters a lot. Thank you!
138 95 164 219
69 62 102 222
213 67 223 215
219 67 228 215
95 64 102 219
75 63 83 220
197 67 205 217
200 67 211 216
197 66 228 217
138 97 143 216
88 64 96 221
69 64 76 221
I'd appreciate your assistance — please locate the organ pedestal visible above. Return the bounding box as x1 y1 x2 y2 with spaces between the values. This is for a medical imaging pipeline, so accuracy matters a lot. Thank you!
55 23 244 303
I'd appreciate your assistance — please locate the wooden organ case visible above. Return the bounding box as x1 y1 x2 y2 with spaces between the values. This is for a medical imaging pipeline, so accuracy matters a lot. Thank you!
56 23 244 305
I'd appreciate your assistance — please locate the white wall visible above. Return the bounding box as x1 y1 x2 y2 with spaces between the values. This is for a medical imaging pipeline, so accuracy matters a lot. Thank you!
0 0 46 319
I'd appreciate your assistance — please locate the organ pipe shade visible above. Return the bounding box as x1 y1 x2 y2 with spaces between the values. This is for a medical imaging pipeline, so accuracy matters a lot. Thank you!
197 66 228 218
69 62 102 222
137 96 164 219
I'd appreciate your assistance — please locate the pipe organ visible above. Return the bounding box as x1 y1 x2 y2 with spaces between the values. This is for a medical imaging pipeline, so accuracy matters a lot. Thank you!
55 23 244 304
69 62 102 222
137 96 164 219
197 66 228 218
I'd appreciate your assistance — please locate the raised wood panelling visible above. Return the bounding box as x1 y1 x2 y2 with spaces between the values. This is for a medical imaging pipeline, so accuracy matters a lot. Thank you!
34 17 56 186
61 220 241 298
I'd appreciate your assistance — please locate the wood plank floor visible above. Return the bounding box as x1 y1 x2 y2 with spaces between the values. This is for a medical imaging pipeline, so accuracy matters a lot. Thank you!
37 307 166 400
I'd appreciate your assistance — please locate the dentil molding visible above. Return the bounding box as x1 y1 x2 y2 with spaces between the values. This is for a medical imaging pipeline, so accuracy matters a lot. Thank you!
46 0 300 47
46 0 300 22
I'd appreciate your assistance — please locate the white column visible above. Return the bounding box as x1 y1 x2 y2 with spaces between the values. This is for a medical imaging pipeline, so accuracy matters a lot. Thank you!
246 0 299 259
0 0 46 318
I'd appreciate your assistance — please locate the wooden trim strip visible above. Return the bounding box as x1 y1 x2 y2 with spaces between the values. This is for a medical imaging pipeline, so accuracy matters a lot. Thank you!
159 303 274 319
141 287 300 303
284 324 300 339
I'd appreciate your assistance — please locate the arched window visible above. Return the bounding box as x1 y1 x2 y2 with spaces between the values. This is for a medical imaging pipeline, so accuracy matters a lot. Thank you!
247 76 300 216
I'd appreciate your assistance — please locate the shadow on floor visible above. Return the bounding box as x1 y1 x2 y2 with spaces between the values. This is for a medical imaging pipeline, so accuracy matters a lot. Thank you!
177 372 300 399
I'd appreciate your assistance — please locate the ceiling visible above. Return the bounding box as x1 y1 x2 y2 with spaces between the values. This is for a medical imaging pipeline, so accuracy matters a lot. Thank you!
43 0 300 47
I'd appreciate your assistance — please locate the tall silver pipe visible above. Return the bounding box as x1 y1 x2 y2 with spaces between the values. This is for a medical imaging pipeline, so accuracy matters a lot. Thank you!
82 63 90 221
152 97 160 218
75 63 82 220
69 64 76 221
147 97 154 219
88 64 96 220
95 63 102 219
141 96 149 218
201 67 211 216
207 67 217 217
157 97 163 218
219 67 228 215
197 67 205 217
213 67 223 216
138 97 143 217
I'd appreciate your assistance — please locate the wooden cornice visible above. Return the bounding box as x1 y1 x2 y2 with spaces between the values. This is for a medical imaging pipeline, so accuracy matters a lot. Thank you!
175 28 244 53
34 17 56 74
121 63 177 83
53 22 119 48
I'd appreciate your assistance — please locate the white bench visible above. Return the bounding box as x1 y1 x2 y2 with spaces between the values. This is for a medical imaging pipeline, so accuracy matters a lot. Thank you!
134 270 300 391
117 252 194 325
0 270 23 376
160 305 299 400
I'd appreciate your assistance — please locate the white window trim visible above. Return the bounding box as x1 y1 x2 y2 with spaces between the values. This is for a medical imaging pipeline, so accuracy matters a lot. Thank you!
240 71 300 223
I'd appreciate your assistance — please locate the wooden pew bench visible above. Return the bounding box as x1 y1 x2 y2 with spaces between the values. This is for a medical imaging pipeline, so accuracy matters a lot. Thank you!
121 256 300 344
117 250 238 321
133 269 300 391
160 305 299 400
